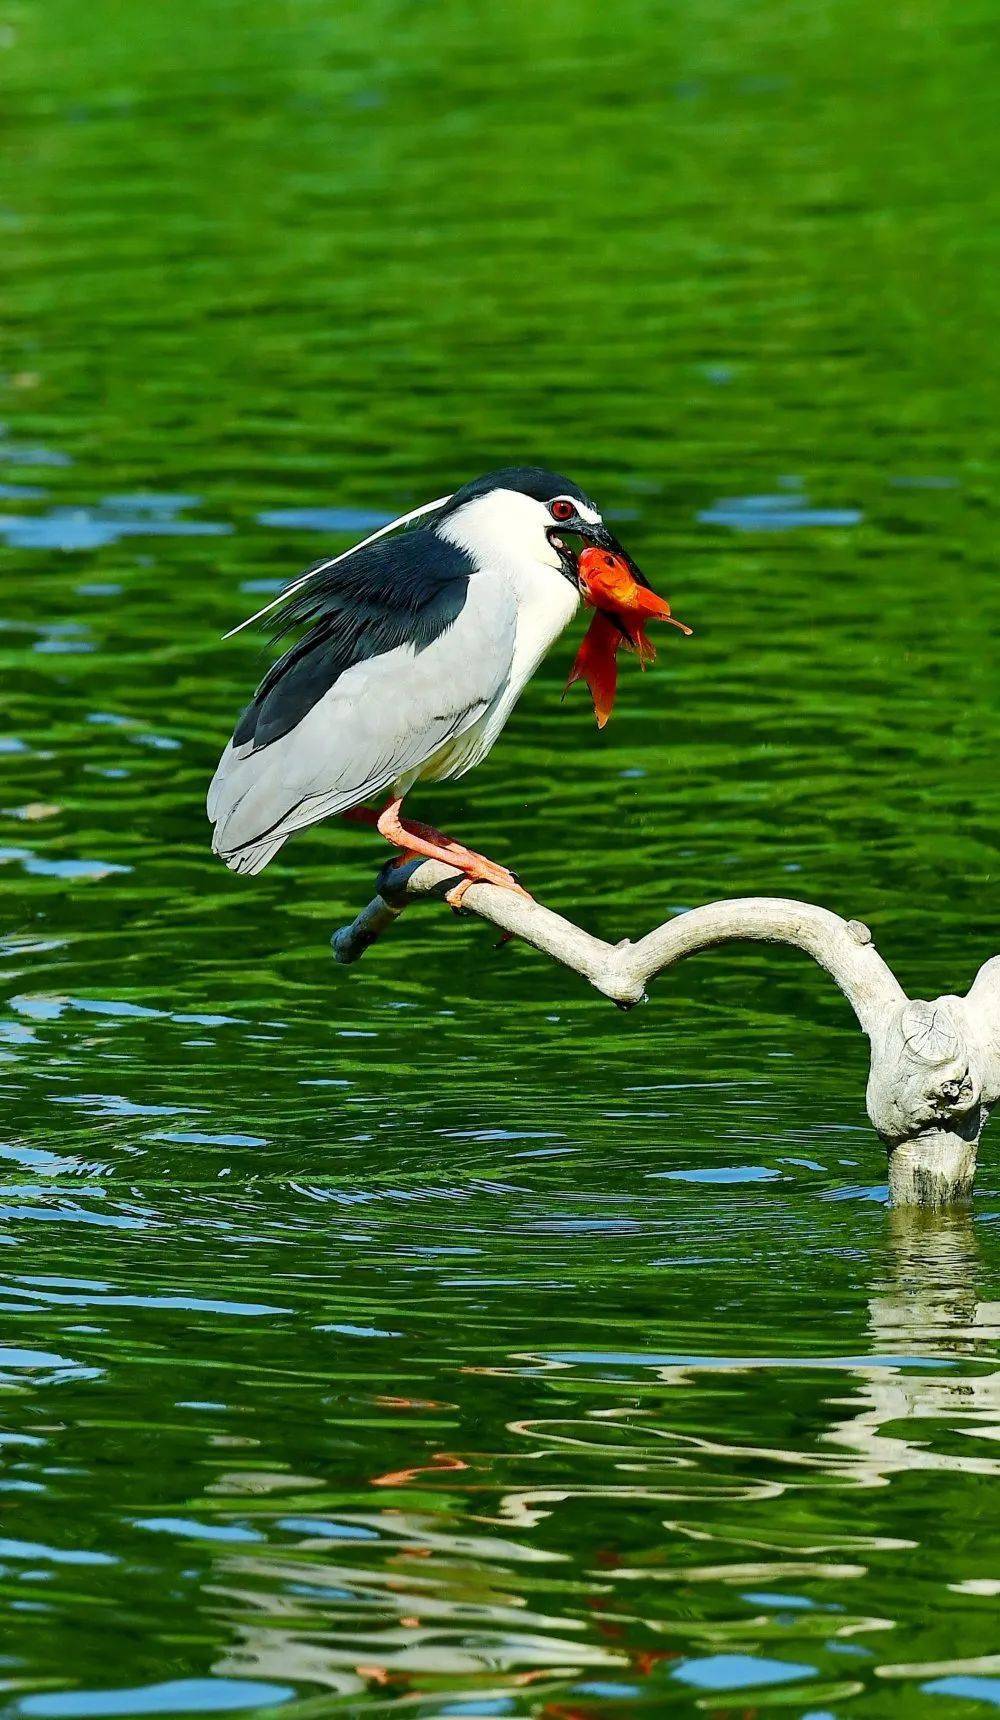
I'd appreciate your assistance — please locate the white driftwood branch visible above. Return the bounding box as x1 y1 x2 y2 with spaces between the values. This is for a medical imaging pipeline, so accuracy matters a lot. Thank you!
332 859 1000 1208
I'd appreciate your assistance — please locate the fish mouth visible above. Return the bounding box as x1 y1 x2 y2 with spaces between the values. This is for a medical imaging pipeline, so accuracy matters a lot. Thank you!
550 519 657 601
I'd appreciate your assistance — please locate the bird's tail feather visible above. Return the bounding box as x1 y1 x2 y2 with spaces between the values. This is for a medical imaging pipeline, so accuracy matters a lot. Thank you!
216 836 286 876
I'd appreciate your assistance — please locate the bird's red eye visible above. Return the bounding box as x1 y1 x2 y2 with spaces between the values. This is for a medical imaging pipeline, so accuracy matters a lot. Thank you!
550 498 575 521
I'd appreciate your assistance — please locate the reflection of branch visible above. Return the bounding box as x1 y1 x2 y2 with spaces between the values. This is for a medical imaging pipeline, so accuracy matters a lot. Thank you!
333 859 1000 1208
828 1208 1000 1483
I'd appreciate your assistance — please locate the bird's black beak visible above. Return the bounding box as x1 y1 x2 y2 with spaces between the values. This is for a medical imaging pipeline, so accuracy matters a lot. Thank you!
577 520 653 591
547 512 652 591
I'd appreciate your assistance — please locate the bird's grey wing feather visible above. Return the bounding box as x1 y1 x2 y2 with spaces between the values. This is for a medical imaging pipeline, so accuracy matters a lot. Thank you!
209 574 517 869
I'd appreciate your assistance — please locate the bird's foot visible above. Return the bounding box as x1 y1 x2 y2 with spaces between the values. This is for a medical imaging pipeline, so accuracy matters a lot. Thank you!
374 798 532 905
443 862 531 910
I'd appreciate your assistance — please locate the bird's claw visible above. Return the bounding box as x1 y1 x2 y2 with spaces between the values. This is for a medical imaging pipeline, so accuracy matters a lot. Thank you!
445 876 476 912
445 866 533 911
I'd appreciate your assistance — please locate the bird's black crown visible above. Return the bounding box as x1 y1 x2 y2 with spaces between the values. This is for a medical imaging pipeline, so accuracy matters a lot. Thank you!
441 466 594 515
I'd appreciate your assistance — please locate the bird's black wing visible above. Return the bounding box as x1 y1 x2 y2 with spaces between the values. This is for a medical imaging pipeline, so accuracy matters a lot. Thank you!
207 530 518 874
233 528 474 752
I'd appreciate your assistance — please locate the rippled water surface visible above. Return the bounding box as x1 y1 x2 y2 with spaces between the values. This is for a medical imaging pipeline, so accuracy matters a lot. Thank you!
1 2 999 1715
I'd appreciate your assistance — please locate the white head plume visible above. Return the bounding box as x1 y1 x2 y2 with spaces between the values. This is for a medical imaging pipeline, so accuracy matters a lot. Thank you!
222 492 454 640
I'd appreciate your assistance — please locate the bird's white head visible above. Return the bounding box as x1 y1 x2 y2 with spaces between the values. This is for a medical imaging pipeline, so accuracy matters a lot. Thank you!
432 466 623 588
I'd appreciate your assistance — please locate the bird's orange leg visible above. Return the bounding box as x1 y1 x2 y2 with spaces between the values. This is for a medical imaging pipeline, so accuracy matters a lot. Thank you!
373 797 532 906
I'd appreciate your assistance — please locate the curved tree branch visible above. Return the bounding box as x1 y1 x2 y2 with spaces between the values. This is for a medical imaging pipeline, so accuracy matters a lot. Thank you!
627 898 906 1037
332 857 999 1207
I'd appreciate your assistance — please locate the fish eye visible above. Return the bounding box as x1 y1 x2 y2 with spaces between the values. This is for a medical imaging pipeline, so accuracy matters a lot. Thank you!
550 498 575 521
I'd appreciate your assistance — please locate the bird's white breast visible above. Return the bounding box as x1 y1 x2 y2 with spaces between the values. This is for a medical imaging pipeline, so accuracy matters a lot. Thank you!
414 502 579 789
411 580 575 789
437 492 579 705
501 559 579 697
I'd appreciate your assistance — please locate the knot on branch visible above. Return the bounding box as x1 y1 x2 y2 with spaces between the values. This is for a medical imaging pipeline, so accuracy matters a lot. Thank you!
868 997 981 1142
866 996 990 1206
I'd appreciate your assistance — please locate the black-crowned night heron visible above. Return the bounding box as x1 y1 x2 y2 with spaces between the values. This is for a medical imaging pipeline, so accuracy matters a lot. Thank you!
208 466 688 903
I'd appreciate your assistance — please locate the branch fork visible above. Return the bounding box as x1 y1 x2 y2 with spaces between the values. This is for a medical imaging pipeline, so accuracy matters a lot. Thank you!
333 858 1000 1207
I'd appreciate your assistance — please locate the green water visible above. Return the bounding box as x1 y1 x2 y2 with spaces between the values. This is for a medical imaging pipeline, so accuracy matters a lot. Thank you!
1 1 999 1714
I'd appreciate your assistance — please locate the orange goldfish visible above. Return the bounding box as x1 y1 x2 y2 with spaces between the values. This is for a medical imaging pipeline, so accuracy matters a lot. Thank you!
564 546 691 727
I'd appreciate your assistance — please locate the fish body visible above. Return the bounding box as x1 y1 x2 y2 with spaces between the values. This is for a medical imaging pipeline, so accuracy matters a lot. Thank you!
564 547 691 727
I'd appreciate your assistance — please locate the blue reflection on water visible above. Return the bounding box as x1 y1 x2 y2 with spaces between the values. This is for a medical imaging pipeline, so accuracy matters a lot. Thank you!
698 492 862 530
133 1518 263 1543
19 1681 294 1717
257 506 392 532
0 1537 115 1566
0 494 230 550
923 1677 1000 1708
673 1652 816 1689
0 847 129 880
651 1164 780 1183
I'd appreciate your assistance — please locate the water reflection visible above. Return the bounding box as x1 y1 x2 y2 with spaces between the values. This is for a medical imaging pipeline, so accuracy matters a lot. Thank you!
697 483 864 531
828 1211 1000 1483
0 494 229 551
49 1210 983 1712
0 1154 994 1710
